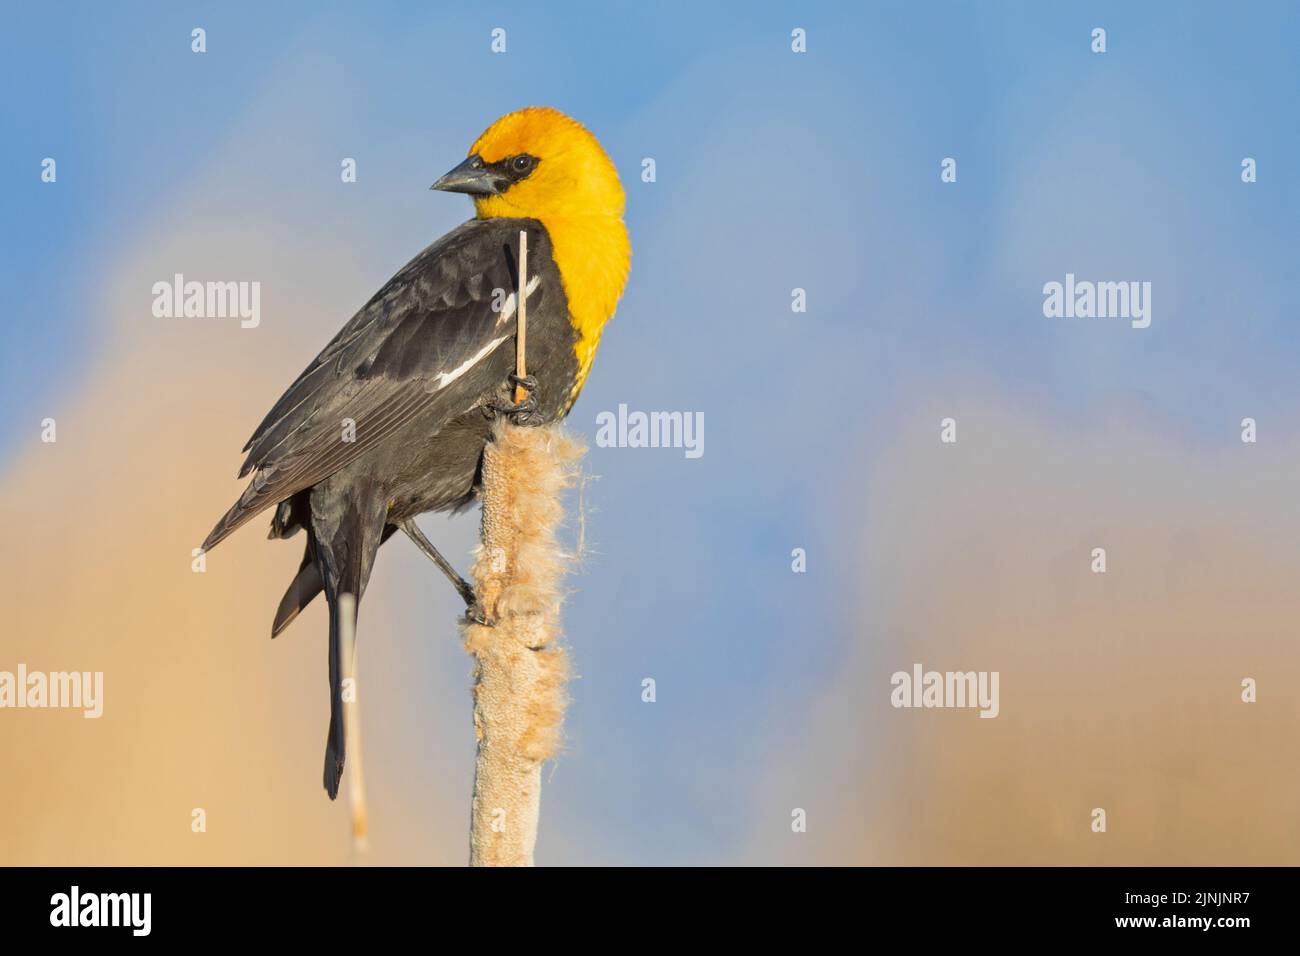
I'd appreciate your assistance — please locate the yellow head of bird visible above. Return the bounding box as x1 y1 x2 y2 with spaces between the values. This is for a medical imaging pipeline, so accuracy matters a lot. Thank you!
432 106 625 222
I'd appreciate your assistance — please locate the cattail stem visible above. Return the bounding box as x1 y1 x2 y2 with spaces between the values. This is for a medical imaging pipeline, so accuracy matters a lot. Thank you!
462 229 581 866
463 423 582 865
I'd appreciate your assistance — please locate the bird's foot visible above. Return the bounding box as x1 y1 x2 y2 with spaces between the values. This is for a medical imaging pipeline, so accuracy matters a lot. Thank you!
452 579 478 611
508 373 538 394
444 570 486 623
464 600 492 628
484 375 545 427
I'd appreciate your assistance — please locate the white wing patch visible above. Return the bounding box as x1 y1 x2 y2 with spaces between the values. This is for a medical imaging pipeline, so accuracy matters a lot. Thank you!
429 274 541 391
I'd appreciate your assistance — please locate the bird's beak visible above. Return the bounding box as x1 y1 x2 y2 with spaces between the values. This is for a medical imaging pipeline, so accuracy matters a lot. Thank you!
430 155 503 195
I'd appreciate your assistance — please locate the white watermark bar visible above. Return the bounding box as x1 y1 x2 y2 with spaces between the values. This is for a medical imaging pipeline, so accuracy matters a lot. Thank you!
0 665 103 718
594 404 704 459
890 663 999 718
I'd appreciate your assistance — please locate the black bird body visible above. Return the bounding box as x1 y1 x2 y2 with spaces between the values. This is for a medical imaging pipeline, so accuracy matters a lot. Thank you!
203 218 577 796
206 217 576 552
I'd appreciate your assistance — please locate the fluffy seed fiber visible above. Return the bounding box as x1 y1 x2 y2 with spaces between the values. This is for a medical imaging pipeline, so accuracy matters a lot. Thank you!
462 420 584 866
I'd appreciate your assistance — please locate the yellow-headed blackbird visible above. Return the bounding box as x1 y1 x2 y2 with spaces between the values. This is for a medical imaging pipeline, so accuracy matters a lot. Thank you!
202 107 630 798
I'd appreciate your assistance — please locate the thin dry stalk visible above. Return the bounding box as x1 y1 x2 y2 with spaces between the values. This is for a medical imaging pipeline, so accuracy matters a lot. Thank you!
339 593 369 856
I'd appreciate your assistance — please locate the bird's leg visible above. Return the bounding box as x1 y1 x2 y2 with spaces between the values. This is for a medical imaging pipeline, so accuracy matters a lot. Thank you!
483 374 545 427
399 519 488 625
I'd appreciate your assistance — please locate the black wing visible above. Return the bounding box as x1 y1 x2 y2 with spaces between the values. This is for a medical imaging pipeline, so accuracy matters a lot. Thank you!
203 217 544 551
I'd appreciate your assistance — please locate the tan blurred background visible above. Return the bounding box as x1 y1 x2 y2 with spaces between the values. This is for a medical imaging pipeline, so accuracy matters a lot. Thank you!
753 397 1300 864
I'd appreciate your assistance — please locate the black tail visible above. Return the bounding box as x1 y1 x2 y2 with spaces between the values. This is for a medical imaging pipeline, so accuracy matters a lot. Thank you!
271 524 398 639
271 546 323 638
323 590 353 799
309 488 388 800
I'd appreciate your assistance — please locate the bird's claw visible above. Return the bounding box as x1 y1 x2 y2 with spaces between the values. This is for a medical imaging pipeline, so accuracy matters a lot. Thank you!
508 396 545 427
484 377 545 427
464 602 492 627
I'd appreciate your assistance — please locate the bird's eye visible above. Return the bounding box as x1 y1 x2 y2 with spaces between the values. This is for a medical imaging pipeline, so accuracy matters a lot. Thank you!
512 154 533 173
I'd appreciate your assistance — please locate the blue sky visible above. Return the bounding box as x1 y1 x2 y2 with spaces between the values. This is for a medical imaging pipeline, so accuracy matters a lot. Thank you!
2 1 1297 864
5 1 1296 453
